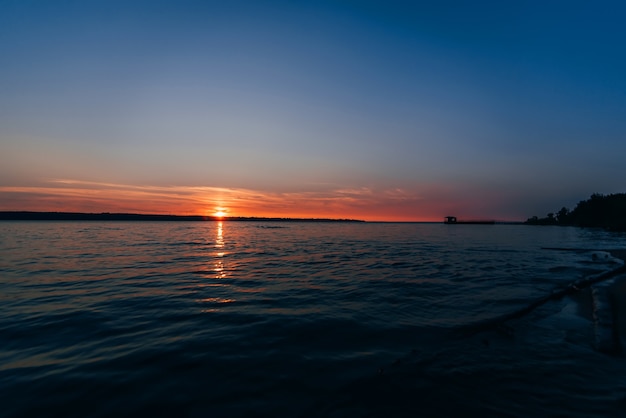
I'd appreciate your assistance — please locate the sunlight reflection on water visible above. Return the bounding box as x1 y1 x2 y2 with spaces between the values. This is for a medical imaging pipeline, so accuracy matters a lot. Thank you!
1 222 626 417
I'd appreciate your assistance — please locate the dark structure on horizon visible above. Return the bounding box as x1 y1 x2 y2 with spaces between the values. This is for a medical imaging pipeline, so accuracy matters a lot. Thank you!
444 216 495 225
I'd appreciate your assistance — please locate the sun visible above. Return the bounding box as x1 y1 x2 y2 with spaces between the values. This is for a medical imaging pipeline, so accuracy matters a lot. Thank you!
214 209 227 218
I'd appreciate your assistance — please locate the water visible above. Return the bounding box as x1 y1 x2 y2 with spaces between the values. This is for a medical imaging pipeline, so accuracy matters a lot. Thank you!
1 221 626 417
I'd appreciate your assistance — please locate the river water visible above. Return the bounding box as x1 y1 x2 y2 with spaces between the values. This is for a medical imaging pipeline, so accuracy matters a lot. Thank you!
1 221 625 417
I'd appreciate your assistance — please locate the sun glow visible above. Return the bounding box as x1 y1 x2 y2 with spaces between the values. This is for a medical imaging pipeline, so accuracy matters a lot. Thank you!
0 179 452 221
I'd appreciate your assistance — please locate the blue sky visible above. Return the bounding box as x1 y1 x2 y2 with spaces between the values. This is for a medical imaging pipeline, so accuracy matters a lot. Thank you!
1 0 625 220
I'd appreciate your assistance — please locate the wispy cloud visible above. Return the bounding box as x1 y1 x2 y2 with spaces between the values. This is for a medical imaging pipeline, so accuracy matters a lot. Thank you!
0 179 439 220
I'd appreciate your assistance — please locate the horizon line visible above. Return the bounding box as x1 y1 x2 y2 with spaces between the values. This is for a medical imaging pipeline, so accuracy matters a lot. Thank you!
0 210 525 224
0 210 366 222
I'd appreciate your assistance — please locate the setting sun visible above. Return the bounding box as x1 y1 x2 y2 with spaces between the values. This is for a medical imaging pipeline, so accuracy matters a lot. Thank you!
214 209 227 218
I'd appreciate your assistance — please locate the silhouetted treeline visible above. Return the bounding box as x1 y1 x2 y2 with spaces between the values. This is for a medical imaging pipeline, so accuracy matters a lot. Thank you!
526 193 626 231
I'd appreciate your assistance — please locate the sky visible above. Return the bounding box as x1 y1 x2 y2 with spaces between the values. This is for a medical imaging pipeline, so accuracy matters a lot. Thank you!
1 0 625 221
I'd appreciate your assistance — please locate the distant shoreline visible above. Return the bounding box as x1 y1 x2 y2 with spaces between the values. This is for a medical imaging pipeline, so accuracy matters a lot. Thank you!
0 211 365 223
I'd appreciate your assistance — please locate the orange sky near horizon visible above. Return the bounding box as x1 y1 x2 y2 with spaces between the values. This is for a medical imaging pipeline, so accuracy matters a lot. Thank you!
2 2 625 225
0 179 500 222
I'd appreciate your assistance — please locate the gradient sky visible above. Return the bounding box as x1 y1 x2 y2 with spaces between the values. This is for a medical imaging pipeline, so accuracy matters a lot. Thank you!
1 0 625 221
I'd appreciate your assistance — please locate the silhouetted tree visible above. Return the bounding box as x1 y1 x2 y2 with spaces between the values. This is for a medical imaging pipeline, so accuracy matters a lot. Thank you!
568 193 626 230
525 193 626 231
556 207 570 224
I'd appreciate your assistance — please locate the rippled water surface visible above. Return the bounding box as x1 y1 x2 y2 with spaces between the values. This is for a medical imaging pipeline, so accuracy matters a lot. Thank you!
1 221 626 417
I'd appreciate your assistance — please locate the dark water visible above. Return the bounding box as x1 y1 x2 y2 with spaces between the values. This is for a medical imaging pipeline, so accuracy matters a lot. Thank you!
1 221 626 417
